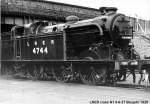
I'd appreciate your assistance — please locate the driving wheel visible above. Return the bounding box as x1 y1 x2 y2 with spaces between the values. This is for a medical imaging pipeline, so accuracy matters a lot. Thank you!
52 64 73 83
79 66 107 85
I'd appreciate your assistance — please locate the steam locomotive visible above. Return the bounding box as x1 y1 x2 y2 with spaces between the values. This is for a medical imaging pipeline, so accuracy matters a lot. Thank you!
1 7 140 85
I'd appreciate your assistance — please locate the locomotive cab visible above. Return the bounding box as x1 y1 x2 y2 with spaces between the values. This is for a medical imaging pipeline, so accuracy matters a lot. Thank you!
11 26 25 59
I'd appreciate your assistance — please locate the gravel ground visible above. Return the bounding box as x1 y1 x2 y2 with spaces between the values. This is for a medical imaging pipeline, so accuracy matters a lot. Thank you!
0 77 150 104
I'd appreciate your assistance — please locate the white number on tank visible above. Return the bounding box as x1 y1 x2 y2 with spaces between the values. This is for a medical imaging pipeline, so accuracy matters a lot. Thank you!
44 47 48 54
33 47 40 54
40 47 44 54
33 48 36 54
32 40 48 54
33 47 48 54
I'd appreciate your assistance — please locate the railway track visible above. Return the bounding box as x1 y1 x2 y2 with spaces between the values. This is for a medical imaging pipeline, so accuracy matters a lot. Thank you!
1 74 150 90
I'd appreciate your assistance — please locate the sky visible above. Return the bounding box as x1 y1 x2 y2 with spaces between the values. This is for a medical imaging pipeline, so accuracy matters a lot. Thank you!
46 0 150 20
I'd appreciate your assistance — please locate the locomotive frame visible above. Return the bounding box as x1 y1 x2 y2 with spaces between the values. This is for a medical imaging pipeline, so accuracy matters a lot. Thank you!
1 27 116 85
1 7 150 85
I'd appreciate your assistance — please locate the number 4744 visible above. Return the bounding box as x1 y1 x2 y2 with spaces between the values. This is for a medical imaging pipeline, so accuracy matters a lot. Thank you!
33 47 48 54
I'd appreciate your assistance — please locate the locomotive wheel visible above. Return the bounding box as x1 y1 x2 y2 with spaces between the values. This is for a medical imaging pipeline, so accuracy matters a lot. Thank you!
32 65 45 80
79 66 107 85
33 66 39 80
26 65 52 80
52 65 73 83
32 65 44 80
13 63 26 78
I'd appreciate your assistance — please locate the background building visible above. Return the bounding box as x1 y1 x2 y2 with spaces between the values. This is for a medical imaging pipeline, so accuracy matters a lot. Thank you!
1 0 150 35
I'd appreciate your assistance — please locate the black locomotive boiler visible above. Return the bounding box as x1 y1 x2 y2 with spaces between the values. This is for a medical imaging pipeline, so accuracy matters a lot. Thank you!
1 7 136 85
